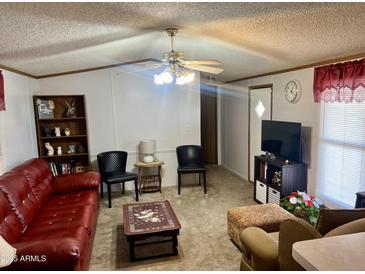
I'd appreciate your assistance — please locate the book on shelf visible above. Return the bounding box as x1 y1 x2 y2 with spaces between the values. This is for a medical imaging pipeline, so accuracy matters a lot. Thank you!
58 163 72 175
48 162 58 176
48 161 88 176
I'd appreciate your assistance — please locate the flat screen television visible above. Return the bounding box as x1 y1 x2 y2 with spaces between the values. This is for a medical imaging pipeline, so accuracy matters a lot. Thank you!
261 120 302 161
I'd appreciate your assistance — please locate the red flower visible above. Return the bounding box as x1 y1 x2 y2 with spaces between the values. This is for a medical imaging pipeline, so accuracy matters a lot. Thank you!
310 195 315 199
291 192 298 195
288 195 295 199
305 201 314 207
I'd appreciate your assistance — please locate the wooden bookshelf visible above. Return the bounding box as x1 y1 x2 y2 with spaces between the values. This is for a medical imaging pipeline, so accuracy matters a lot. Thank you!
33 95 90 175
253 155 307 205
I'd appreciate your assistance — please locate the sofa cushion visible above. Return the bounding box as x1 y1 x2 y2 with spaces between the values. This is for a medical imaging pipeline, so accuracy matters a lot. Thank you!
19 190 98 241
12 158 53 208
0 172 39 232
21 204 97 241
0 191 23 243
14 226 90 270
48 190 99 212
315 208 365 235
325 218 365 237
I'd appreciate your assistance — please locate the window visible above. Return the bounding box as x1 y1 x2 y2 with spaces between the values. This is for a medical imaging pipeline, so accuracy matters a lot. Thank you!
318 101 365 208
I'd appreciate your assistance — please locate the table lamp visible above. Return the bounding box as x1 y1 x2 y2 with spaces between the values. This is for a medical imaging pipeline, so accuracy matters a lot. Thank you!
139 139 156 163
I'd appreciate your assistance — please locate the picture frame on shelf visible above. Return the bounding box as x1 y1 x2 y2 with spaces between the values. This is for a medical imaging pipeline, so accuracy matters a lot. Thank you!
36 99 54 119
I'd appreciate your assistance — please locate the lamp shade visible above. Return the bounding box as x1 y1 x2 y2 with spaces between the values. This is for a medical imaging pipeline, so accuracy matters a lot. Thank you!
139 140 156 154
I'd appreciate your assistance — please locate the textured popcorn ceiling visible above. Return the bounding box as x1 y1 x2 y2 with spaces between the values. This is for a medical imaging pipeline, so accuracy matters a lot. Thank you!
0 2 364 81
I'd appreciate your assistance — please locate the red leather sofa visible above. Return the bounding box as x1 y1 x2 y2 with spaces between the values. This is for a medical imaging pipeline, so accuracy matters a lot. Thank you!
0 158 100 270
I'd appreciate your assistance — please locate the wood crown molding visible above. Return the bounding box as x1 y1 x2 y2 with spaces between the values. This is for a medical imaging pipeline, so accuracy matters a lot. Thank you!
0 63 37 78
0 58 160 80
225 52 365 84
35 58 160 79
2 52 365 82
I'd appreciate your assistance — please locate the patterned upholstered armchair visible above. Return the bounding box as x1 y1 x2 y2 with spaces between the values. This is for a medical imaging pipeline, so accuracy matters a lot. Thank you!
239 208 365 271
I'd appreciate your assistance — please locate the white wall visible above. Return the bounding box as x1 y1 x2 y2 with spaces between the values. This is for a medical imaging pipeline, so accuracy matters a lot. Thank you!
37 68 201 187
0 70 38 170
220 68 320 195
220 84 249 180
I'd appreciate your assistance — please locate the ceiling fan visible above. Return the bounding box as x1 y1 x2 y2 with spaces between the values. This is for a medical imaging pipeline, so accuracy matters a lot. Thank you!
129 28 224 85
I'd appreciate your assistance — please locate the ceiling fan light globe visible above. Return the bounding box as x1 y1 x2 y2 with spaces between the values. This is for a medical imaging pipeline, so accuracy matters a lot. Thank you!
154 74 164 85
176 76 185 85
161 71 173 84
186 72 195 83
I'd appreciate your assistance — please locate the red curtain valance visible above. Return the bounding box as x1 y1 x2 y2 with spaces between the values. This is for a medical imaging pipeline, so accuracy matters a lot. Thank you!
313 58 365 103
0 70 4 111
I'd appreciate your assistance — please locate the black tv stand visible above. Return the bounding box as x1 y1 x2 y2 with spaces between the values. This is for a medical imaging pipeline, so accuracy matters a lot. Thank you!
253 155 307 204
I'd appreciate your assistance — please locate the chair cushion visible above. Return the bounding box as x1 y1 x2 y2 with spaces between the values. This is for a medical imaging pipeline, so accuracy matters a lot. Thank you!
177 164 206 173
325 218 365 237
104 171 137 183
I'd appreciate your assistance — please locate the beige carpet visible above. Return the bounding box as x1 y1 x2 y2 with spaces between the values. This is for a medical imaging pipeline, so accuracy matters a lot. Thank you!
89 165 257 271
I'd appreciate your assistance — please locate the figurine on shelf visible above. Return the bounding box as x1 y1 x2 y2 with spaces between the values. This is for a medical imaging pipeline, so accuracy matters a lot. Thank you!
57 146 62 156
55 127 61 137
272 171 282 186
41 126 52 137
68 144 76 154
44 142 54 156
65 101 77 118
48 100 55 111
77 144 85 153
64 128 71 136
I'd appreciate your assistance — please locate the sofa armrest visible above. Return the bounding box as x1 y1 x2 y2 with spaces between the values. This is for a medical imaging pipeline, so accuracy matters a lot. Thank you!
239 227 279 271
5 238 80 270
53 172 100 194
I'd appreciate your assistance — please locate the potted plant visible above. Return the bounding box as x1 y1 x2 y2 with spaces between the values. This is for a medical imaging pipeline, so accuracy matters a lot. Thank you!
280 191 321 225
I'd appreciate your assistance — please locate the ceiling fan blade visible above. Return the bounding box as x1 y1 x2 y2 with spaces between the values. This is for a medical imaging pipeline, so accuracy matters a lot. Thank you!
184 64 224 74
183 60 222 66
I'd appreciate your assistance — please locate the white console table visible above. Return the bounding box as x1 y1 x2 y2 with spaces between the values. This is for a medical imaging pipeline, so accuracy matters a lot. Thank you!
292 232 365 271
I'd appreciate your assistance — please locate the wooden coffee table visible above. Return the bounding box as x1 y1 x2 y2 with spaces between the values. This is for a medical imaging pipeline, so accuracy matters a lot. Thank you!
123 200 181 261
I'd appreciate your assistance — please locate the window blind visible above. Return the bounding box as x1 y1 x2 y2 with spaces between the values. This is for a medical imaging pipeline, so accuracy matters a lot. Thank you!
319 101 365 208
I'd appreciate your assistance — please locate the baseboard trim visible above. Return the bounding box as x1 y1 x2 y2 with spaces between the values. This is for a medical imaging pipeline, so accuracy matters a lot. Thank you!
221 164 249 182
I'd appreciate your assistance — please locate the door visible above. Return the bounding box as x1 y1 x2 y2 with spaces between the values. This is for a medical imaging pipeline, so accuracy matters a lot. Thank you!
201 84 217 164
249 86 272 182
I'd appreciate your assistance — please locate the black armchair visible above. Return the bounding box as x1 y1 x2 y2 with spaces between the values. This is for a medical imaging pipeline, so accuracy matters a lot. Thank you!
97 151 138 208
176 145 207 195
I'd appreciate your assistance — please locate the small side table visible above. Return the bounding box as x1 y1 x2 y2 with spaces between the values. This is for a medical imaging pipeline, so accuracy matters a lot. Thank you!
135 161 164 194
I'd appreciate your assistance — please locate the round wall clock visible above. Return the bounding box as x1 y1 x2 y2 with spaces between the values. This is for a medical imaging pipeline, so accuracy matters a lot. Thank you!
285 80 302 103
